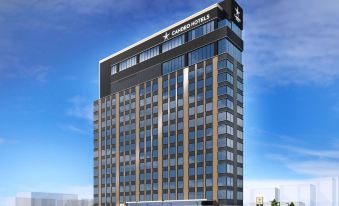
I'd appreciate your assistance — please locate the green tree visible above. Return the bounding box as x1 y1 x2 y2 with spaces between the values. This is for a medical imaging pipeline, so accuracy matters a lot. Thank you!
271 199 279 206
288 203 295 206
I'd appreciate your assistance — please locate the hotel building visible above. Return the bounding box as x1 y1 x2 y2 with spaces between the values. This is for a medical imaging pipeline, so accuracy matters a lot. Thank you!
93 0 244 205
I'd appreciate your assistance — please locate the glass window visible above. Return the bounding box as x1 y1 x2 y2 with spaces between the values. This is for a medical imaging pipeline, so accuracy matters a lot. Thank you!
218 18 242 38
237 68 243 79
237 80 243 91
162 55 185 75
139 46 160 62
188 21 215 41
162 35 185 52
206 102 213 111
216 99 233 110
237 105 243 115
237 191 243 200
218 111 233 122
227 138 234 148
231 22 242 38
197 67 204 76
206 64 213 73
218 176 227 186
111 64 117 75
218 125 233 135
237 142 243 151
218 38 242 63
237 167 243 175
189 192 195 199
218 18 231 28
218 73 234 84
206 190 213 200
237 179 243 188
206 166 212 174
206 77 213 87
227 164 234 174
227 190 234 200
188 43 214 66
237 154 243 163
189 167 195 176
218 85 233 97
218 59 234 71
237 130 243 139
119 56 137 71
218 189 227 199
206 115 213 124
227 177 234 186
237 93 243 103
218 151 226 161
218 164 226 173
237 118 243 127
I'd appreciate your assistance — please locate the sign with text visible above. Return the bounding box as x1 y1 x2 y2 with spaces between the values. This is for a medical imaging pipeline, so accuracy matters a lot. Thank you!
162 10 217 41
256 197 264 206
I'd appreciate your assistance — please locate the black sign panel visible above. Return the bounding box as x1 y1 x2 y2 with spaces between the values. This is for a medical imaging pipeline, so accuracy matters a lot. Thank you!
232 0 243 30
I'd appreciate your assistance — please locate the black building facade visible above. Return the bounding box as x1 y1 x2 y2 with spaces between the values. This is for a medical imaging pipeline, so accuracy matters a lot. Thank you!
93 0 244 205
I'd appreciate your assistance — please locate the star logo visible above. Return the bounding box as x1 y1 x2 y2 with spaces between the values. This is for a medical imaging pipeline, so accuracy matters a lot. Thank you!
234 7 241 23
163 32 170 41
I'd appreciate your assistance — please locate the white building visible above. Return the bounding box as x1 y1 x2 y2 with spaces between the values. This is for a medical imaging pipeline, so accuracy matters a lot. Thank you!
79 199 93 206
15 192 92 206
245 177 339 206
280 184 316 206
313 177 337 206
336 177 339 206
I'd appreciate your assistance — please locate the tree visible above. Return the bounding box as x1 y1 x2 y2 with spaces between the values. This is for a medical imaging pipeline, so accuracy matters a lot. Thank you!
288 203 295 206
271 199 279 206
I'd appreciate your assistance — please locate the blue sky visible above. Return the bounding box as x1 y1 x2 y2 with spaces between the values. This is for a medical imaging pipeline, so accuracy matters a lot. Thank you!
0 0 339 205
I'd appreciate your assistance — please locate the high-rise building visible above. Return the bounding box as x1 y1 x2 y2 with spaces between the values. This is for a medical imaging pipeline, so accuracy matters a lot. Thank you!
93 0 244 205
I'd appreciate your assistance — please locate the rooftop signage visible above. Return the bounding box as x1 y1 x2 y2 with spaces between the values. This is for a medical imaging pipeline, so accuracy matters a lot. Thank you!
232 1 243 29
163 13 212 41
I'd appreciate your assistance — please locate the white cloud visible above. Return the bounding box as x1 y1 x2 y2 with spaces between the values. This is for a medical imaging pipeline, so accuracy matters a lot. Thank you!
266 145 339 177
0 137 18 145
22 65 50 83
249 128 339 177
265 153 290 163
0 0 132 16
0 63 50 83
287 160 339 177
244 178 309 191
61 124 88 135
332 92 339 114
280 145 339 159
244 0 339 85
66 95 92 121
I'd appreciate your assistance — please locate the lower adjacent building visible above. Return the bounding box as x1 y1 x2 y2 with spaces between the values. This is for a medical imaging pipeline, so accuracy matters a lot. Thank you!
313 177 338 206
244 177 339 206
280 184 316 206
93 0 244 206
15 192 93 206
